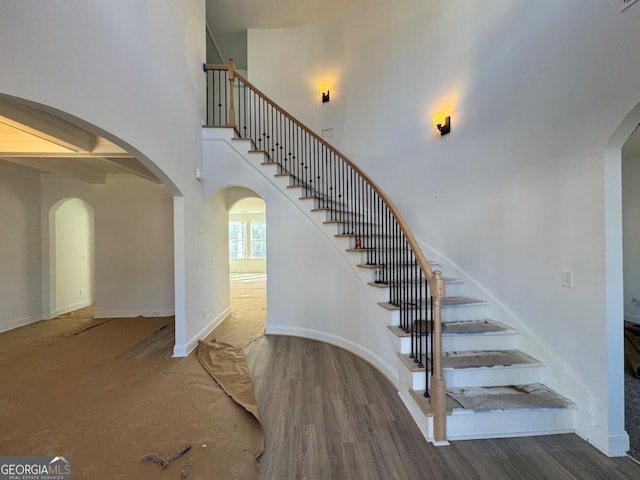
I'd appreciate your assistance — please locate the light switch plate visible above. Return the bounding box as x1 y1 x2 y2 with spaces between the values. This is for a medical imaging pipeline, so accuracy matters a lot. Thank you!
561 271 573 288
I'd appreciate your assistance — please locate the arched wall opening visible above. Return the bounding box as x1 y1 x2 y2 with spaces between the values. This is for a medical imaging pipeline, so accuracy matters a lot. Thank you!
214 186 267 334
0 93 182 352
604 101 640 455
49 197 95 317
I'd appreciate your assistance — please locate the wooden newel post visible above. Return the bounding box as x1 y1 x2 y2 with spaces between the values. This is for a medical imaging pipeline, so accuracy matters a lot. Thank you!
227 58 236 128
431 270 448 444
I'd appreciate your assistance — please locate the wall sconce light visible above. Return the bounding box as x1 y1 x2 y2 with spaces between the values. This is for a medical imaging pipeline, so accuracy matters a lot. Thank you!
433 114 451 136
322 90 330 103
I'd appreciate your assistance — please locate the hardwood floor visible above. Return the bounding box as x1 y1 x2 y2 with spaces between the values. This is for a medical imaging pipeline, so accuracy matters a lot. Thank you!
245 335 640 480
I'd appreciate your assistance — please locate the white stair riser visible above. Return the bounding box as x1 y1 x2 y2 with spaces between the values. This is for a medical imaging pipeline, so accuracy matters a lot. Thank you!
396 360 428 392
370 282 465 301
443 364 543 388
442 333 518 352
441 282 465 296
273 174 293 190
397 390 434 443
394 332 518 355
445 408 575 441
387 303 490 324
399 358 543 391
410 370 427 390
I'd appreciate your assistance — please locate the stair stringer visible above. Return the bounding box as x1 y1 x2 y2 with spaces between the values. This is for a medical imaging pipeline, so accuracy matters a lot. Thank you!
415 240 590 440
202 128 405 388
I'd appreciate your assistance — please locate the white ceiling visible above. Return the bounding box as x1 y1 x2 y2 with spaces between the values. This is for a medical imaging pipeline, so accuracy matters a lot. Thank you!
206 0 358 35
0 96 159 184
230 197 266 215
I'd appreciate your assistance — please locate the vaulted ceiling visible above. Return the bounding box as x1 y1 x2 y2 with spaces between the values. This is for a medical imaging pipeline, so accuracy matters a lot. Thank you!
205 0 358 35
4 2 637 184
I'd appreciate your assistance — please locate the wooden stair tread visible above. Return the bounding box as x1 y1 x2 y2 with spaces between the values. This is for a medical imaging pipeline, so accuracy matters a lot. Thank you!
399 349 540 372
368 278 461 288
387 320 514 338
377 296 487 311
409 389 457 417
442 296 488 307
358 261 442 269
446 384 576 412
439 349 541 369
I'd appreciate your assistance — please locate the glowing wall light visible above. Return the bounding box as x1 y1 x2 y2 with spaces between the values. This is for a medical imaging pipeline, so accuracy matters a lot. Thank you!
433 113 451 136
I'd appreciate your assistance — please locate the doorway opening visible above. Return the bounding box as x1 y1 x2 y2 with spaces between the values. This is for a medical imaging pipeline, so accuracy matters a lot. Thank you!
605 102 640 458
49 197 95 318
228 196 267 336
622 124 640 461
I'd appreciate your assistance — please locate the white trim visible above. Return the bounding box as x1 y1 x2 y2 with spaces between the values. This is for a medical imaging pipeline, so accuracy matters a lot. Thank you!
265 324 399 388
2 313 42 333
173 307 231 357
587 424 630 457
54 299 94 317
397 389 439 444
94 308 175 319
604 104 640 455
173 196 187 357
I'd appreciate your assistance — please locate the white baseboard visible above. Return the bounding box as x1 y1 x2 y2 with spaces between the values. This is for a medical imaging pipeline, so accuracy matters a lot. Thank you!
588 424 630 457
173 307 231 357
397 389 435 443
94 308 175 319
1 313 42 333
55 299 94 317
265 324 399 387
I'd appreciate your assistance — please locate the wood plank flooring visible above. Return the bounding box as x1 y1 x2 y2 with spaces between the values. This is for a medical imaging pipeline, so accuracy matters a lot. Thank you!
244 335 640 480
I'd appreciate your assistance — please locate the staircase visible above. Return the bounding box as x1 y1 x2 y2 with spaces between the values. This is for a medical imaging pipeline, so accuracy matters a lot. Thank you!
203 60 577 444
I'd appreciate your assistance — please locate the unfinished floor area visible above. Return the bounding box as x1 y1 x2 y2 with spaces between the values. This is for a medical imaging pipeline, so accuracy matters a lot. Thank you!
2 276 640 479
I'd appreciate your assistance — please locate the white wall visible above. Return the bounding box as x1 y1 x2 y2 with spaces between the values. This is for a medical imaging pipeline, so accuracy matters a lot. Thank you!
42 177 174 319
53 198 95 315
247 0 640 454
204 132 400 385
623 154 640 324
0 163 41 331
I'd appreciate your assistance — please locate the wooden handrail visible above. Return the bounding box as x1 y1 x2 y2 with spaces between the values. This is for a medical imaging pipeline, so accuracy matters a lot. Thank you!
204 64 434 283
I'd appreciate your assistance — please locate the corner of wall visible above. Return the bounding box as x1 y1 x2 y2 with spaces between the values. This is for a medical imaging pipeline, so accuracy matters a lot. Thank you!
586 424 630 457
173 307 230 358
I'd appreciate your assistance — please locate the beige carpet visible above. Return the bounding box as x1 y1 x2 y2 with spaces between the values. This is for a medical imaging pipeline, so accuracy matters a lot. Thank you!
0 277 267 480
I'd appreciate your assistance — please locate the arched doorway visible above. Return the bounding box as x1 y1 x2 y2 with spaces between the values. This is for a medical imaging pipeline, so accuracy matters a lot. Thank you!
214 187 267 343
621 124 640 461
49 197 95 317
604 103 640 457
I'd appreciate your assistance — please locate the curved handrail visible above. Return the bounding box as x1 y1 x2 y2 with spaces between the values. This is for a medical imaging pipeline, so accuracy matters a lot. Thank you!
208 64 434 284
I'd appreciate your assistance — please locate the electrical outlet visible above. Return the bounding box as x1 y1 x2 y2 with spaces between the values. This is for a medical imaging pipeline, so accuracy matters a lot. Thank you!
621 0 639 12
561 271 573 288
80 288 84 295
